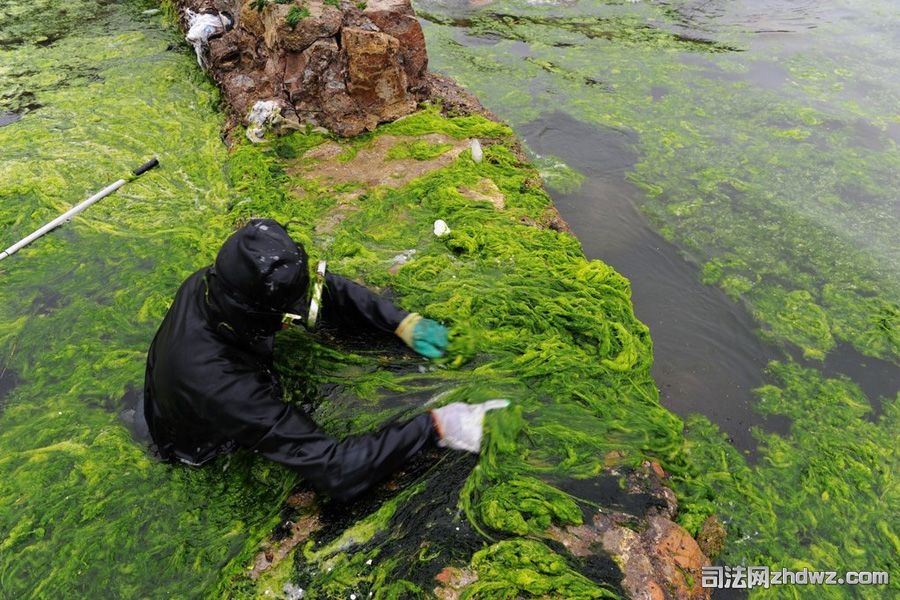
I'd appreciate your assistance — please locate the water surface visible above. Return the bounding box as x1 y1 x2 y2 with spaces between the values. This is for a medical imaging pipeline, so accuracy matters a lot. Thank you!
417 0 899 592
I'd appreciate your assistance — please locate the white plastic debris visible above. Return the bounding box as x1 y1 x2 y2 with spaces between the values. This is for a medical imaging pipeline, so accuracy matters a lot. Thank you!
282 582 305 600
470 138 483 163
185 10 233 68
390 249 417 268
433 219 451 237
246 100 282 143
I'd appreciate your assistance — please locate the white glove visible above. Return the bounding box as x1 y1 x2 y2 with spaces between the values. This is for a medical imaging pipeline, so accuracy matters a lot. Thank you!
431 400 510 453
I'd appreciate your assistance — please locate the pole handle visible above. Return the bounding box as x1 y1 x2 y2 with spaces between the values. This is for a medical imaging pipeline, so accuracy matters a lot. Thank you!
132 158 160 177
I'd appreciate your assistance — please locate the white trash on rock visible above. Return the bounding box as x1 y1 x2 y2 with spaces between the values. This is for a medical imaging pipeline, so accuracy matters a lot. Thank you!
246 100 283 143
185 10 232 68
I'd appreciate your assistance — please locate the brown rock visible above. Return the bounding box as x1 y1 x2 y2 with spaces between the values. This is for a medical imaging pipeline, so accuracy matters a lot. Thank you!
632 460 678 520
366 12 428 84
360 0 415 17
176 0 433 137
207 33 241 69
343 27 416 119
284 39 374 136
261 2 343 52
541 463 715 600
647 460 667 480
422 72 493 119
648 581 667 600
433 566 479 600
249 512 322 580
546 523 604 557
647 515 710 599
542 207 571 233
696 514 727 559
458 177 506 210
212 29 277 120
291 133 469 189
584 512 711 600
284 39 340 111
239 0 265 37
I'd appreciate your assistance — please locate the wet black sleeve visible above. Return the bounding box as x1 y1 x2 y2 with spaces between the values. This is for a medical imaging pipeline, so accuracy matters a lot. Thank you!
207 368 437 501
319 272 410 334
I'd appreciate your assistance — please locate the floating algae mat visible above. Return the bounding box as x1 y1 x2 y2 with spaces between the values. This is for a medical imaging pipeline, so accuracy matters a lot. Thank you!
416 0 899 595
0 2 715 598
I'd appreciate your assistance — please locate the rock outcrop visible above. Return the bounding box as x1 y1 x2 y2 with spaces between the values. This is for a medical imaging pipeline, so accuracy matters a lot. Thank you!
545 461 714 600
175 0 433 137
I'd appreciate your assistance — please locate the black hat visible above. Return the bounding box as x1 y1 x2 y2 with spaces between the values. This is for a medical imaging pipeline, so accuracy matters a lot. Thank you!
213 219 309 312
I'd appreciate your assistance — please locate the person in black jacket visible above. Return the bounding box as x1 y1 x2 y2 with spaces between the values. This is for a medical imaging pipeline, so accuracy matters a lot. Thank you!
143 219 507 501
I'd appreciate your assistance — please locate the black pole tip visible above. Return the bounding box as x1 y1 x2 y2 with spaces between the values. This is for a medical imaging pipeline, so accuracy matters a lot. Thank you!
132 158 160 177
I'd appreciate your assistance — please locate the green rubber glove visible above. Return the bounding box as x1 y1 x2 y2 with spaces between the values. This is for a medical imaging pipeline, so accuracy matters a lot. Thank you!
396 313 448 358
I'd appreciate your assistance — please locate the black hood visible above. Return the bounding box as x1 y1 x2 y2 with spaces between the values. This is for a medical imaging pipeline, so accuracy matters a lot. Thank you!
205 219 310 340
212 219 310 313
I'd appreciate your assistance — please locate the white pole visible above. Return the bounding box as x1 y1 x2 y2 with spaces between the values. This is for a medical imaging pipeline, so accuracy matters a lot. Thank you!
0 158 158 262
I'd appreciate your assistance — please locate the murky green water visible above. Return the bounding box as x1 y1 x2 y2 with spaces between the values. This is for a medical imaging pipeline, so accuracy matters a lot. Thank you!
417 0 899 367
417 0 898 595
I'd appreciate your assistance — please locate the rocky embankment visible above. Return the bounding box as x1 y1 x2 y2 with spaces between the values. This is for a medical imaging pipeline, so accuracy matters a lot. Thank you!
174 0 491 137
170 1 722 597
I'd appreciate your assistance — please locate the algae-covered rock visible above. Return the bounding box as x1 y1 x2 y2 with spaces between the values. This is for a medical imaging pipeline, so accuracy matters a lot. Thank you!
696 514 726 560
547 461 711 600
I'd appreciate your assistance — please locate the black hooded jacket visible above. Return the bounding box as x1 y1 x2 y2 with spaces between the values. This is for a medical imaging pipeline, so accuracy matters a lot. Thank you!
143 220 437 501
